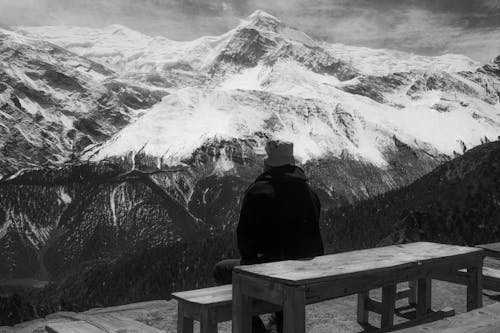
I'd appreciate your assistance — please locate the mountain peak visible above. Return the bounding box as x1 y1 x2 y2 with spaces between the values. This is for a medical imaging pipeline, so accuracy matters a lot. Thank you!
244 10 282 32
103 24 145 39
248 9 278 21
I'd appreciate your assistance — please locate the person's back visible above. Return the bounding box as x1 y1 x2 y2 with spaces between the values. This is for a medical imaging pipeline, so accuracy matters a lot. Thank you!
213 139 324 333
237 164 324 265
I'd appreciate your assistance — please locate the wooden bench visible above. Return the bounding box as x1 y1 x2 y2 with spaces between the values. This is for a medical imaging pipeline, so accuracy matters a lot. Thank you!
172 284 280 333
45 312 163 333
433 242 500 291
392 302 500 332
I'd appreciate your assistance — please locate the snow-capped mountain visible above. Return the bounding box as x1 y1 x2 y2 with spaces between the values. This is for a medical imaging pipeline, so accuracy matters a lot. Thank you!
1 10 500 281
0 27 168 175
19 10 500 169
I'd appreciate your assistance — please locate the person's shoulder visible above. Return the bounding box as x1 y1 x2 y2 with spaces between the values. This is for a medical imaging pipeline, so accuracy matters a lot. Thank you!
246 179 274 197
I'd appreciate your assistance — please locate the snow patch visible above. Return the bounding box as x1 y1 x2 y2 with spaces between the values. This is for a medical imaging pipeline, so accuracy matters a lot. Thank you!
58 188 72 205
90 89 268 164
324 43 480 76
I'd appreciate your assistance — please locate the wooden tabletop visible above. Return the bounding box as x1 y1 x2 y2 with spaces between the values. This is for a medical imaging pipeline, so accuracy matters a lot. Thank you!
234 242 484 286
476 243 500 258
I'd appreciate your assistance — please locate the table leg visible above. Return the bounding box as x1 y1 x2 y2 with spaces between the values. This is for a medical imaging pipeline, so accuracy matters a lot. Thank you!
177 303 194 333
357 291 369 325
381 285 396 329
416 277 432 318
283 285 306 333
408 280 417 306
232 273 252 333
466 262 483 311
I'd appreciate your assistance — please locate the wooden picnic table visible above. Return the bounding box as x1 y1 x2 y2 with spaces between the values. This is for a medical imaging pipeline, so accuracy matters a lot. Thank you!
476 242 500 259
232 242 485 333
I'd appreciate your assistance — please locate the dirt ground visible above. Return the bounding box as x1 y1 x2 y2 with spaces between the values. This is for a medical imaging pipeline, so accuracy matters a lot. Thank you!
159 280 500 333
3 280 499 333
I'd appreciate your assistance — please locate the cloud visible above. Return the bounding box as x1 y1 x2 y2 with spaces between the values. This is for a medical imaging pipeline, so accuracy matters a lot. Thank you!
0 0 499 63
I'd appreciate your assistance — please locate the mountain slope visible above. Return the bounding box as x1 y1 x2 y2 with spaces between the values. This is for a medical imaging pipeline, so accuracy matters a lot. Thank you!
323 140 500 252
20 11 500 171
0 28 168 175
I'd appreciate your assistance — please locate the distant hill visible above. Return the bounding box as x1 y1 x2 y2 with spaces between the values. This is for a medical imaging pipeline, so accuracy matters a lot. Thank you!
323 139 500 253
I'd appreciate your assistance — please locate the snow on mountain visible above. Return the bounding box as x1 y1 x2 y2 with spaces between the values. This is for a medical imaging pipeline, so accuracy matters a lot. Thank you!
14 10 500 171
0 27 168 174
18 24 232 82
323 43 480 76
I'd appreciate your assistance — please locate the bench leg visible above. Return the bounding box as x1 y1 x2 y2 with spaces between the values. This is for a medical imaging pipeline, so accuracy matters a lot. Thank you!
201 309 218 333
177 303 194 333
416 277 432 318
467 262 483 311
283 285 306 333
357 291 369 325
381 285 396 329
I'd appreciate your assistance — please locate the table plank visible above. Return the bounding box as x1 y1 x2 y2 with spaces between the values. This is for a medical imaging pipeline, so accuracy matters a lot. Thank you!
235 242 484 285
476 243 500 259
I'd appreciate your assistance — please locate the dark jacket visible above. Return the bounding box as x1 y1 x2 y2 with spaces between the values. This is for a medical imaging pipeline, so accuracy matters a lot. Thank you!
237 165 324 265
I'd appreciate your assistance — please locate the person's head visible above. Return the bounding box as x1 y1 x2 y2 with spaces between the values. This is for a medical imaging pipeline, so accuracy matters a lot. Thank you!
264 139 295 171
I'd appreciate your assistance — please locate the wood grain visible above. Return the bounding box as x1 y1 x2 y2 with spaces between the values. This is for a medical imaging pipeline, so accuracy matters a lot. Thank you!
50 312 163 333
200 309 217 333
467 263 483 311
416 277 432 318
476 243 500 259
83 300 169 315
283 286 306 333
433 264 500 291
381 285 396 328
234 242 484 285
232 274 252 333
172 285 232 306
357 292 369 324
45 321 105 333
177 302 194 333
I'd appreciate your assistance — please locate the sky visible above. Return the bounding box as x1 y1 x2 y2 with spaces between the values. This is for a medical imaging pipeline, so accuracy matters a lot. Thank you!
0 0 500 63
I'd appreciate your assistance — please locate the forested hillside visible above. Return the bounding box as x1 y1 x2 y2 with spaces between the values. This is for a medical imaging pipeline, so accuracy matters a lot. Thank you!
322 140 500 252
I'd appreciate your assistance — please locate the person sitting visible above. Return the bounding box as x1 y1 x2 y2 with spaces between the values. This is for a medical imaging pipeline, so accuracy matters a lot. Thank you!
213 139 324 332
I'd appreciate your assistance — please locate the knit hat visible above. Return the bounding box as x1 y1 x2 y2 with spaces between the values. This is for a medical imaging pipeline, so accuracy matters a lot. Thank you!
264 140 295 167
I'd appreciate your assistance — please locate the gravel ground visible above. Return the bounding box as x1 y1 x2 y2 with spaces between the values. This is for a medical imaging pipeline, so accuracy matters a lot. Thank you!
160 280 500 333
3 280 499 333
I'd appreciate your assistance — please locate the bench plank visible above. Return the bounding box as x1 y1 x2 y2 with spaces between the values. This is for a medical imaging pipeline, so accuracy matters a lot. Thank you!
393 303 500 332
52 312 163 333
46 321 105 333
83 300 169 315
172 285 232 307
235 242 484 285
